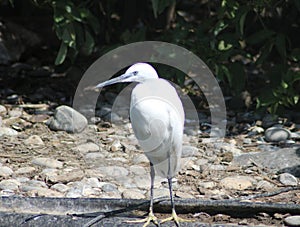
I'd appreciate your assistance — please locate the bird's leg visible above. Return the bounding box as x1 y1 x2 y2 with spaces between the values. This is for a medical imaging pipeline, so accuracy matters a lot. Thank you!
160 177 192 227
126 163 160 227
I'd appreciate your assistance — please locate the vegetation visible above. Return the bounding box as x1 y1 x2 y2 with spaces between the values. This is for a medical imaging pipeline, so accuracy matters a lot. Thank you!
2 0 300 114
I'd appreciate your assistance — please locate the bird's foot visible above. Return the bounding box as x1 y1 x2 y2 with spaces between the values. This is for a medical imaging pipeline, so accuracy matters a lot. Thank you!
160 209 192 227
126 211 160 227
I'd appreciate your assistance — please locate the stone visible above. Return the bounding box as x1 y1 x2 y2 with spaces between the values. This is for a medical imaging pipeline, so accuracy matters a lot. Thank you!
45 168 85 184
0 166 13 177
84 152 105 162
284 215 300 226
233 148 300 176
122 189 145 199
96 166 129 178
47 105 88 133
0 179 20 190
220 176 255 190
75 142 100 153
198 181 216 189
132 154 149 165
175 191 195 199
133 175 151 190
129 165 147 175
0 105 7 116
182 145 198 157
15 166 36 175
24 135 44 146
81 177 102 188
265 127 291 142
32 158 63 169
51 183 70 193
101 183 118 192
278 173 298 186
256 180 275 191
0 127 18 136
8 109 22 118
110 139 123 152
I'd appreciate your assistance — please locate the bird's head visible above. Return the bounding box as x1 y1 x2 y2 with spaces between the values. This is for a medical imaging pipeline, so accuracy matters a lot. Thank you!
95 63 159 88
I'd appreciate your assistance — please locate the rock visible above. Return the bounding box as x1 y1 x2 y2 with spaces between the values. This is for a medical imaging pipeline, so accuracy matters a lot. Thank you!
110 140 123 152
47 105 88 133
154 188 170 197
278 173 298 186
15 166 36 175
129 165 147 175
0 127 18 136
45 168 85 184
198 181 216 189
175 191 195 199
0 179 20 190
122 189 145 199
81 177 102 188
101 183 118 192
0 105 7 116
284 215 300 226
256 180 275 191
233 148 300 176
8 109 22 118
265 127 291 142
51 183 70 193
182 145 198 157
32 158 63 169
96 166 129 178
0 166 14 177
132 154 149 165
220 176 255 190
133 175 151 190
84 152 105 163
24 135 44 146
75 142 100 153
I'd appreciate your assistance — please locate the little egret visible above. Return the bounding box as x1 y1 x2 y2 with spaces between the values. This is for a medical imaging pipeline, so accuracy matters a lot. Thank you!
96 63 188 226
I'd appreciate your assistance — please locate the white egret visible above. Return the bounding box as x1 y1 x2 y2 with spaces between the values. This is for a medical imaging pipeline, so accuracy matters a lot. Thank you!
96 63 188 226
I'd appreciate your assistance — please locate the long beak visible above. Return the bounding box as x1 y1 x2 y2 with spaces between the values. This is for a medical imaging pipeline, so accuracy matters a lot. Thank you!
95 73 132 88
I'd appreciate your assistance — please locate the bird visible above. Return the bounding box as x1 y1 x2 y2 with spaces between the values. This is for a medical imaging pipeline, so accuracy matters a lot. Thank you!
95 63 189 226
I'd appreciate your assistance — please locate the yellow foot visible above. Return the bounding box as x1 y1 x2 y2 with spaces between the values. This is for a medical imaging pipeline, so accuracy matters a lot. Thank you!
160 209 192 227
126 211 160 227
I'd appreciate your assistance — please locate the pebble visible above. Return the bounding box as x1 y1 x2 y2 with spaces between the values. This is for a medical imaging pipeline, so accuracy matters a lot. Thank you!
256 180 275 191
0 105 7 115
96 166 129 178
129 165 147 175
132 154 149 165
198 181 216 189
122 189 145 199
51 183 70 193
101 183 118 192
75 142 100 153
220 176 255 190
175 191 194 199
8 109 22 118
84 152 105 162
45 168 85 184
278 173 298 186
47 105 88 133
134 175 151 190
0 127 18 136
15 167 36 175
24 135 44 146
110 139 123 152
284 215 300 226
32 158 63 169
0 166 14 177
0 179 20 190
182 145 198 157
265 126 291 142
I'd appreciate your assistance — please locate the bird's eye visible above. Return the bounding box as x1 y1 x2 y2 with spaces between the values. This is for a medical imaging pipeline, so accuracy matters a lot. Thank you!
132 71 138 76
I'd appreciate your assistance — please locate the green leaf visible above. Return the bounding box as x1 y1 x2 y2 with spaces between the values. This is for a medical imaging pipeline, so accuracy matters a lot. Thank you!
228 62 246 94
275 33 286 61
238 8 248 36
81 30 95 55
218 40 233 51
55 42 68 65
256 41 274 65
246 29 275 45
151 0 174 18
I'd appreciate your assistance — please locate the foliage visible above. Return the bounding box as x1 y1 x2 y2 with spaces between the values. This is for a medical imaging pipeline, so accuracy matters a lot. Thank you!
3 0 300 114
